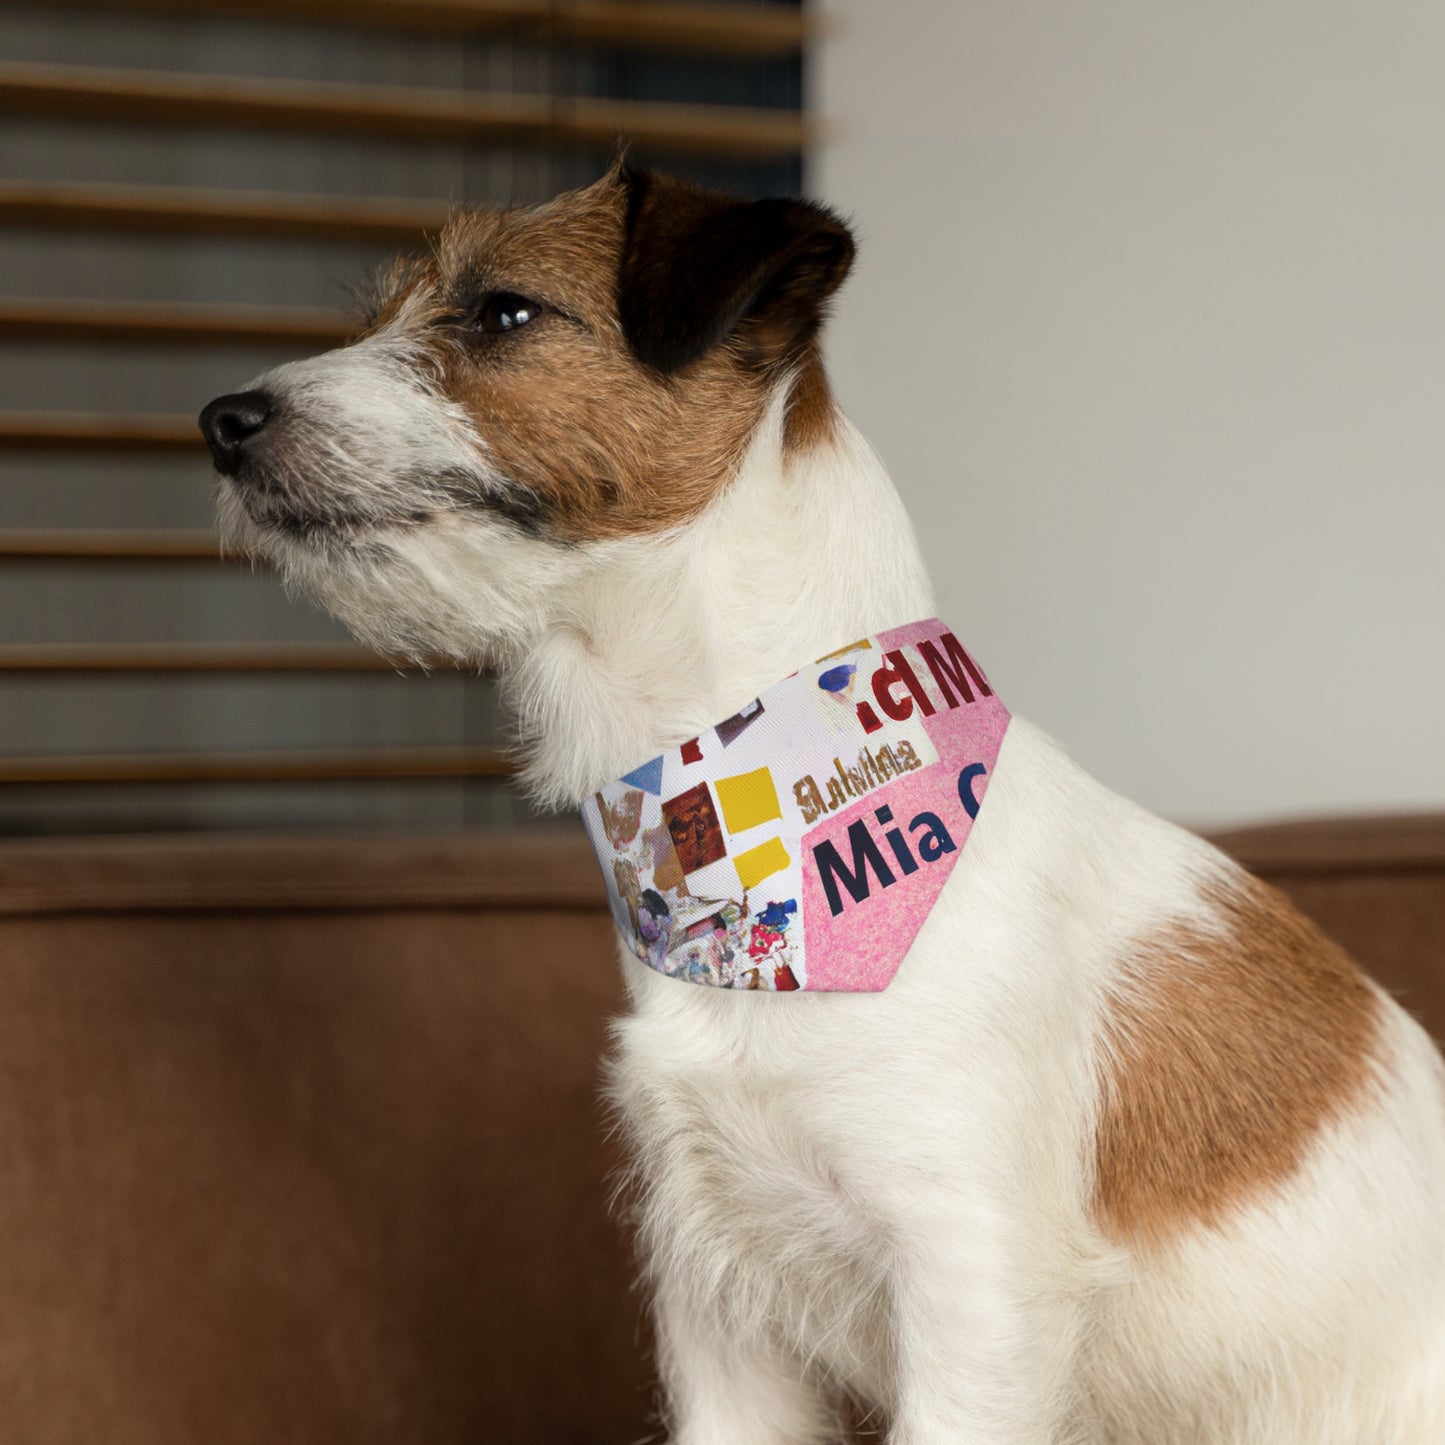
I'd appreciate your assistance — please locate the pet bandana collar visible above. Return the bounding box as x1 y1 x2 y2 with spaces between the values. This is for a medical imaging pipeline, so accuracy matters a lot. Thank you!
581 619 1011 993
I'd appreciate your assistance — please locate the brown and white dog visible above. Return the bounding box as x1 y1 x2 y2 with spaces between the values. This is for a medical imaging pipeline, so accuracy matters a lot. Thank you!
200 165 1445 1444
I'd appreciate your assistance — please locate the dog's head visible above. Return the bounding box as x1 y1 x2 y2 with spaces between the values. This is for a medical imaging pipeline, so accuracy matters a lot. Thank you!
199 165 854 663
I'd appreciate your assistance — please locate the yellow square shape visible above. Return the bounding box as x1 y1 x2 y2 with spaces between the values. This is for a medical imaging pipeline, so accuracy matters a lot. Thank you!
714 766 782 835
733 836 790 891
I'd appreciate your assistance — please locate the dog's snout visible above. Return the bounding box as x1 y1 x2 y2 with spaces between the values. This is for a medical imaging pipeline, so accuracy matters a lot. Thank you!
199 390 273 475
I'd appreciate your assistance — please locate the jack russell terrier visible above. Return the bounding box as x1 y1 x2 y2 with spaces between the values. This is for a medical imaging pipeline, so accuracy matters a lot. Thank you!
200 164 1445 1444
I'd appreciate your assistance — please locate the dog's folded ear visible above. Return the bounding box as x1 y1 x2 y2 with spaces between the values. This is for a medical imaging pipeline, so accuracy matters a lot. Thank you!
618 165 855 376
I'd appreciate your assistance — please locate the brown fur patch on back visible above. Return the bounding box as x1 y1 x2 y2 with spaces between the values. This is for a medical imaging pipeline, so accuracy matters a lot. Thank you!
1093 873 1382 1247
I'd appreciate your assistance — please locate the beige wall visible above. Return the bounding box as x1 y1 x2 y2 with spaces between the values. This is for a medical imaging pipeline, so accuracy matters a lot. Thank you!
814 1 1445 827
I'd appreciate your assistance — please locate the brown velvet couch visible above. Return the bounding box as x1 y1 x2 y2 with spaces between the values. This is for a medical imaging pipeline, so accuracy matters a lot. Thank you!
0 816 1440 1444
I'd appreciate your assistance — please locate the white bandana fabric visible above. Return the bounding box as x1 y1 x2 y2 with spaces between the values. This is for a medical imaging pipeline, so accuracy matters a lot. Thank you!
581 619 1011 992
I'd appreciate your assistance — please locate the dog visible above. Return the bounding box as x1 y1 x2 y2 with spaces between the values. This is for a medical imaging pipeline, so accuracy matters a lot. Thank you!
200 163 1445 1443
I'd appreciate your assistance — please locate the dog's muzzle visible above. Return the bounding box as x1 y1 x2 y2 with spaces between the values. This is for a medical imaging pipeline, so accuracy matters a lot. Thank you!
199 390 274 476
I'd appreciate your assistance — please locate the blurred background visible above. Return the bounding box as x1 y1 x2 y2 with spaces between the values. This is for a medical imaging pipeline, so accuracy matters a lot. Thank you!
1 0 1440 838
819 0 1445 827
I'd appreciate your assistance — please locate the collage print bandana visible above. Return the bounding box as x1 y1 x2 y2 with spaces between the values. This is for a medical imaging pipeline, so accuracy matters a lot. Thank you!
581 619 1011 992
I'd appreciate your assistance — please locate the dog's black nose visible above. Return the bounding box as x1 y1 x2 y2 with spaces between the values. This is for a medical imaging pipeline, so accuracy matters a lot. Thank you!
199 390 273 475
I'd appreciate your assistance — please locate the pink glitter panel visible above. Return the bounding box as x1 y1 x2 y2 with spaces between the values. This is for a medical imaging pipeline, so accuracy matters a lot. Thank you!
800 621 1009 990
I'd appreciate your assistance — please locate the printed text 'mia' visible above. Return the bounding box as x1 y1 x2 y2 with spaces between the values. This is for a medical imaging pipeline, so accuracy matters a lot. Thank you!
813 803 957 917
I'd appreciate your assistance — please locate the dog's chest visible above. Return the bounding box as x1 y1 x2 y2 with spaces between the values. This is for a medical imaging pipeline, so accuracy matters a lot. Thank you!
612 990 893 1391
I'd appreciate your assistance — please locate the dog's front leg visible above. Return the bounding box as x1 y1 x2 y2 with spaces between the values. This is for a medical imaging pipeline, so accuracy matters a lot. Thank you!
653 1272 842 1445
883 1202 1091 1445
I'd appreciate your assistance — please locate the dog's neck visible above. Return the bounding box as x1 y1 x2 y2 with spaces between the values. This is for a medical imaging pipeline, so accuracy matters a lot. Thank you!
507 389 937 808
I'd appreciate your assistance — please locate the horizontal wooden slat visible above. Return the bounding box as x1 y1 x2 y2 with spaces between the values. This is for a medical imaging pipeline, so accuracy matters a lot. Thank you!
0 529 224 561
31 0 810 59
0 644 407 673
527 0 810 56
0 745 512 784
0 830 606 917
0 412 202 451
0 179 449 244
0 297 352 348
0 62 812 161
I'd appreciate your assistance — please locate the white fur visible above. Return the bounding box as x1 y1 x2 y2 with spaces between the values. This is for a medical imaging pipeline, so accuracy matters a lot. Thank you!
222 348 1445 1443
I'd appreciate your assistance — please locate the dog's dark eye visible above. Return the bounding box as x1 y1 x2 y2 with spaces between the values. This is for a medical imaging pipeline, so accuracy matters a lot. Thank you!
473 292 542 335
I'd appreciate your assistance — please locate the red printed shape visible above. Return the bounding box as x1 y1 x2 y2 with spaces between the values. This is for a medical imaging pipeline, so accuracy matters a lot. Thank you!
855 701 883 733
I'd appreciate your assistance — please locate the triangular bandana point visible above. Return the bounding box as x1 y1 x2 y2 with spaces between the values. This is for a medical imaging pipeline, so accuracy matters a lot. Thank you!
581 619 1010 993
